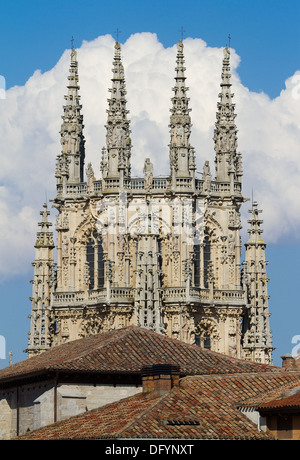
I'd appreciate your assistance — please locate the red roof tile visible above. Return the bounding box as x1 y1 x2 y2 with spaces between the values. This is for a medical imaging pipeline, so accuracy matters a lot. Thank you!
0 326 283 385
258 392 300 410
257 387 300 410
16 372 300 440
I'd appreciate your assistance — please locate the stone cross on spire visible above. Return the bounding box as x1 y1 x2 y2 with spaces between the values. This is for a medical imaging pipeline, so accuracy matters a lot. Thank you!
179 26 186 40
103 41 131 183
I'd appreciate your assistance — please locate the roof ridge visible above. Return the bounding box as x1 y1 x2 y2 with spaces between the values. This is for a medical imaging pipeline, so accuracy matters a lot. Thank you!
50 326 138 368
181 370 290 382
132 329 282 369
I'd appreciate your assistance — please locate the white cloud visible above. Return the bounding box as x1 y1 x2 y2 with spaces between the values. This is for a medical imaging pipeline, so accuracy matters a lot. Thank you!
0 32 299 279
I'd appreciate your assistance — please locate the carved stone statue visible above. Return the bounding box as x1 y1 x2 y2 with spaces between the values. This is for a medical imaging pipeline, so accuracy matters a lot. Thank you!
143 158 153 190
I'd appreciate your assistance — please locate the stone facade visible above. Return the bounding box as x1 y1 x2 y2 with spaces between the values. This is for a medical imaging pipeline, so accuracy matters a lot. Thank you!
27 41 274 363
0 382 142 439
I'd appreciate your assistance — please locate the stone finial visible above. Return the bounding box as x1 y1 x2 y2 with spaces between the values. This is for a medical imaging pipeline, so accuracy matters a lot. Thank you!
246 201 265 246
35 203 54 249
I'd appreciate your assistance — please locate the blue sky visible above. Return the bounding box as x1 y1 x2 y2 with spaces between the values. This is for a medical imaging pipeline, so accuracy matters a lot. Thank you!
2 0 300 97
1 0 300 367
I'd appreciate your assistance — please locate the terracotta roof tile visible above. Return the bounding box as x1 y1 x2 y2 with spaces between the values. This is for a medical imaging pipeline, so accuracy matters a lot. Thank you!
258 390 300 410
16 372 300 440
0 326 284 385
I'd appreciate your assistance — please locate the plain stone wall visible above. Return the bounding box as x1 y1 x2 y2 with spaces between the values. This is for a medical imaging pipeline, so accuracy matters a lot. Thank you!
58 383 142 421
0 395 12 439
0 381 142 439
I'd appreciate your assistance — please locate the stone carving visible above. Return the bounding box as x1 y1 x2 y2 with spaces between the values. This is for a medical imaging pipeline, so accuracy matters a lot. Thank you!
143 158 153 191
27 40 273 365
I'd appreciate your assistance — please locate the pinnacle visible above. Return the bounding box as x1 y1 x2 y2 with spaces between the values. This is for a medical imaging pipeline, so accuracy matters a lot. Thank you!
35 203 54 249
214 44 239 181
57 46 85 184
105 41 131 179
246 201 266 245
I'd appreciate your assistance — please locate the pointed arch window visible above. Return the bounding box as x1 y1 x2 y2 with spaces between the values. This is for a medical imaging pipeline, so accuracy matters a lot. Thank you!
86 231 104 290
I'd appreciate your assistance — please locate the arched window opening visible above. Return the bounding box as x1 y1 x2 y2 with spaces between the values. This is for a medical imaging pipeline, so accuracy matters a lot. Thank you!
86 238 95 290
97 242 104 288
86 231 104 290
203 234 211 288
193 244 200 286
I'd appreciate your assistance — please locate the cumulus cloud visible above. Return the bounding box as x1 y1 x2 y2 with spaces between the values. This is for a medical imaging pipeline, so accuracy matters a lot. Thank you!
0 32 299 279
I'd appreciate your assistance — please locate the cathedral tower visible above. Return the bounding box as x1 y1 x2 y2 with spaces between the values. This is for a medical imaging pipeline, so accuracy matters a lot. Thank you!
27 40 273 364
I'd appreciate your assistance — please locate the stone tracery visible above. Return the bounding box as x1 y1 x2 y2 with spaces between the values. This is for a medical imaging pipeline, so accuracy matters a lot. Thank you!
27 40 273 365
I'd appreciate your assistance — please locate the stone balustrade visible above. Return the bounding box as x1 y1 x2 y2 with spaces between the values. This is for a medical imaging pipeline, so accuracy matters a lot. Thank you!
56 177 242 199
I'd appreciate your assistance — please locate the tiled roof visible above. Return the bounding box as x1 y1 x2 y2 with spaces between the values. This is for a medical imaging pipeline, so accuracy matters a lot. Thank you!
258 390 300 410
16 371 300 440
240 382 300 411
0 326 283 384
239 381 300 410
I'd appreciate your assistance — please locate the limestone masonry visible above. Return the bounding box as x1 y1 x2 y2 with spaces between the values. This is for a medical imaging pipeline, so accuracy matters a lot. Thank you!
27 40 273 363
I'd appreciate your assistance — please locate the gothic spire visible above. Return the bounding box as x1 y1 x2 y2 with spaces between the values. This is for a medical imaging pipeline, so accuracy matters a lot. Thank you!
56 47 85 189
27 203 55 356
169 40 195 181
104 41 131 182
243 201 273 364
214 46 239 182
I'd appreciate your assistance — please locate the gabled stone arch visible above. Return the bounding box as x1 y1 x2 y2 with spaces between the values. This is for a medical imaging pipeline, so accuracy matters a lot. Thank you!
194 317 220 352
78 309 104 337
204 210 223 242
73 211 98 245
72 205 107 290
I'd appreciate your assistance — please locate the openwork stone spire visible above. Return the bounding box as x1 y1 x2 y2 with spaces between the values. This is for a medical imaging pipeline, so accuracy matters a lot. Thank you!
214 46 240 182
104 41 131 182
27 203 56 356
169 40 195 181
243 201 273 364
56 47 85 190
